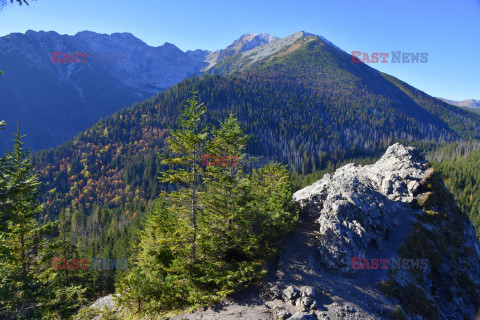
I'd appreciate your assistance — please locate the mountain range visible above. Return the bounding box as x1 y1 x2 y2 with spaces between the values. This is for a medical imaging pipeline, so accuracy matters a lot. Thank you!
0 30 278 150
438 97 480 112
4 30 479 153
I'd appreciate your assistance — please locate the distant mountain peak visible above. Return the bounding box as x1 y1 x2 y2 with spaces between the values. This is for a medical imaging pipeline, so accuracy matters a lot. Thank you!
437 97 480 109
206 30 343 75
294 30 314 37
202 32 279 70
234 33 277 42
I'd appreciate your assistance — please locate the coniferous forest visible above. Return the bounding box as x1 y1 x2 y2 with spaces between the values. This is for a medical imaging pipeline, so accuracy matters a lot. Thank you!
0 94 300 319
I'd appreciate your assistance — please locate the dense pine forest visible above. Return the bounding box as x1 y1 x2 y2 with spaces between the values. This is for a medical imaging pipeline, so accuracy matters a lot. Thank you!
434 147 480 240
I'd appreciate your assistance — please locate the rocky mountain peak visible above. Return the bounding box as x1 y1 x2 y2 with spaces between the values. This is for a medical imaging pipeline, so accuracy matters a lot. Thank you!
294 30 314 37
228 33 278 49
202 32 278 70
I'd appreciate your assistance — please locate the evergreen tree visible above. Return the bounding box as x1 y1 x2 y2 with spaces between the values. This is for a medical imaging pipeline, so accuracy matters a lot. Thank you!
201 113 250 261
0 124 48 319
118 92 213 313
0 124 91 319
195 114 261 295
158 91 209 264
117 94 298 317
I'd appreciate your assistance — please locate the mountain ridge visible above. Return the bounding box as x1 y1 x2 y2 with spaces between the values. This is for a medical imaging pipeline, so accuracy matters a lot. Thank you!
0 30 278 150
437 97 480 109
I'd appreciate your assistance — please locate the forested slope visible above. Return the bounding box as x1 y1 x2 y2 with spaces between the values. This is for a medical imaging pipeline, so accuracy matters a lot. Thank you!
434 148 480 239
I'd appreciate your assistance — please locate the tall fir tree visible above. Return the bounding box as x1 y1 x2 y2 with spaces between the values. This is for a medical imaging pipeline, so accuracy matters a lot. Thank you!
0 123 92 319
196 114 260 295
118 92 212 314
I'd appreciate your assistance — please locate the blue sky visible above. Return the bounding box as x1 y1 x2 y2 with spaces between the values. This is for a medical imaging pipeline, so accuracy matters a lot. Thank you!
0 0 479 100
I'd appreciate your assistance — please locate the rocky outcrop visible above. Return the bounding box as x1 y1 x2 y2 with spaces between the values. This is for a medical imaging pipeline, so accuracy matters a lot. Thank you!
293 143 480 319
202 33 278 70
293 143 429 273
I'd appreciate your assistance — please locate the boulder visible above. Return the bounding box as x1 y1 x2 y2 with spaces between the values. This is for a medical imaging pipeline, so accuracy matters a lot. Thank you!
273 306 292 320
300 286 317 298
299 297 314 311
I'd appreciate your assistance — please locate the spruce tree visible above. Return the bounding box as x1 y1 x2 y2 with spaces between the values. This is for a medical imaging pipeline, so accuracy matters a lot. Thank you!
201 114 250 259
118 93 211 313
197 114 258 294
0 124 47 319
158 91 209 264
0 124 90 319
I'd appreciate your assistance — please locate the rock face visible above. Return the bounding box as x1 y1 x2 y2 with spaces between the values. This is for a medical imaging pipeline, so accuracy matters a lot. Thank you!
293 143 428 272
293 143 480 319
202 33 278 70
